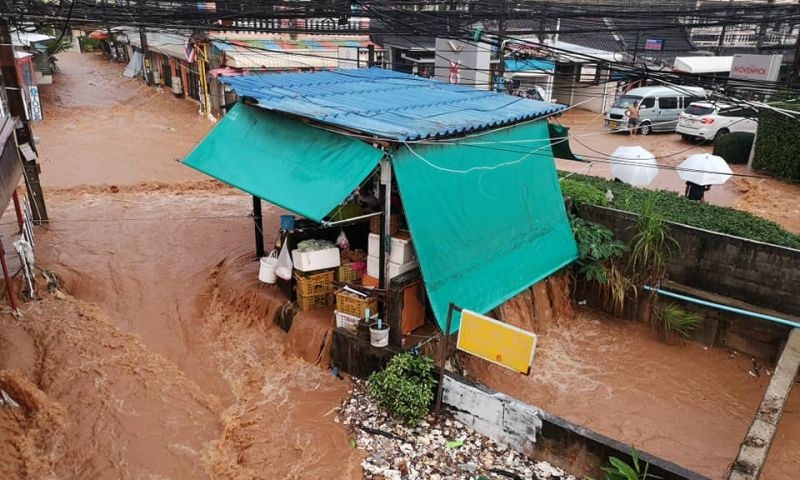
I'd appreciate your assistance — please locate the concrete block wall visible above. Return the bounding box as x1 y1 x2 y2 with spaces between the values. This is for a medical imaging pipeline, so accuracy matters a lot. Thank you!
443 373 709 480
579 205 800 317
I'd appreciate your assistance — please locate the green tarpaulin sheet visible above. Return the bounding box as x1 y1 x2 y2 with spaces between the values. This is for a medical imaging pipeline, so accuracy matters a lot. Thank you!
549 123 583 162
392 119 579 333
183 103 383 222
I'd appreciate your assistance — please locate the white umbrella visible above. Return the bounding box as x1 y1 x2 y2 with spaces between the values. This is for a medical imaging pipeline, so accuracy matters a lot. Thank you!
609 146 658 186
678 153 733 186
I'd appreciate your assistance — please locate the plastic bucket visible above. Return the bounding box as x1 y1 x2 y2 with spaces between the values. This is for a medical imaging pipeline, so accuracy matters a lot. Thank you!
259 256 278 284
369 324 390 348
280 215 296 230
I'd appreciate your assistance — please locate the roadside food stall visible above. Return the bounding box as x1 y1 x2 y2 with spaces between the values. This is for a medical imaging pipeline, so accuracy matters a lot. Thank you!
183 68 579 355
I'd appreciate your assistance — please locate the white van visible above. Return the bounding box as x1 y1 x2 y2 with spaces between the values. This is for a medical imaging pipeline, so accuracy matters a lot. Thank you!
605 86 707 135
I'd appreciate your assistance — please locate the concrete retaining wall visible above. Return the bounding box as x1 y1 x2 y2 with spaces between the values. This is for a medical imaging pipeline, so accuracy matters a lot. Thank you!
578 205 799 362
442 373 709 480
579 205 800 317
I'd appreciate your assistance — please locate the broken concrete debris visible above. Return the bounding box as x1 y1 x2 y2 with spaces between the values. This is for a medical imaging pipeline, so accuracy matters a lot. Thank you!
336 380 577 480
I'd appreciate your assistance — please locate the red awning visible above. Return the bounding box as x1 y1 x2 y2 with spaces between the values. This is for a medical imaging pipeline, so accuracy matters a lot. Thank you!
89 31 109 40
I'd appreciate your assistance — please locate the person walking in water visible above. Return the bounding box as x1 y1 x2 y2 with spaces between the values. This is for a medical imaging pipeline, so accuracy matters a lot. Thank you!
627 101 641 136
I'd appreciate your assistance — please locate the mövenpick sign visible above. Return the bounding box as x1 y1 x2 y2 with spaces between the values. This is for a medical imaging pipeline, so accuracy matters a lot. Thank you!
729 54 782 82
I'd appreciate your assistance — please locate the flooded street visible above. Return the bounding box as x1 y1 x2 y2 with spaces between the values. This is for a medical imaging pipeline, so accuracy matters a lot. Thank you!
0 52 362 478
0 50 798 480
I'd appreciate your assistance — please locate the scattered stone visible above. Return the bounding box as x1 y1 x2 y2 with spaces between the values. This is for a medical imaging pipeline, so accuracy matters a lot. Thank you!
337 379 578 480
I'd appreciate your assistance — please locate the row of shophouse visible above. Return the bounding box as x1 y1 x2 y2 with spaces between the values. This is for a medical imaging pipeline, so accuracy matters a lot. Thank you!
84 11 798 118
3 29 60 122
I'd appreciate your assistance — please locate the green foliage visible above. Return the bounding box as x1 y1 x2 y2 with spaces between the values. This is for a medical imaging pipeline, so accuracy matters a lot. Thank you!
561 174 800 250
602 447 660 480
79 36 102 53
367 353 436 426
570 216 627 284
713 131 755 165
560 178 609 206
753 104 800 181
569 216 634 316
45 35 73 56
627 197 678 283
655 304 702 340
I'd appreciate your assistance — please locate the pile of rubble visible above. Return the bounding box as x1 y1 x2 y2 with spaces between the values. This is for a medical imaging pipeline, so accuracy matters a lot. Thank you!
336 380 578 480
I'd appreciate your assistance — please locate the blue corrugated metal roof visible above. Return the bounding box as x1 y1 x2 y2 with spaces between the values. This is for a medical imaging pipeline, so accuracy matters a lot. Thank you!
221 68 565 141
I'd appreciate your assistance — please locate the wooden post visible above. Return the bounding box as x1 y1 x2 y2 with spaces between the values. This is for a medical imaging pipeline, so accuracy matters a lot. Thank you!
434 303 457 418
252 196 264 258
12 190 23 233
0 241 18 312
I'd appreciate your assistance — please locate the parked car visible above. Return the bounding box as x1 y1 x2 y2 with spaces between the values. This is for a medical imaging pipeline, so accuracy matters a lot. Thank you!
676 101 759 142
605 86 707 135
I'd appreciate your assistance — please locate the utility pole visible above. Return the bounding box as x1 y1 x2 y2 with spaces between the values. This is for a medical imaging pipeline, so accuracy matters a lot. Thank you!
0 18 48 224
494 0 507 92
717 0 734 55
792 28 800 82
139 27 152 85
756 0 776 49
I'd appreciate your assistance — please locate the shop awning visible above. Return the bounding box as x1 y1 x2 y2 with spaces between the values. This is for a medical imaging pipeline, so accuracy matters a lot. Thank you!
504 58 555 73
392 119 579 333
673 56 733 74
183 103 383 222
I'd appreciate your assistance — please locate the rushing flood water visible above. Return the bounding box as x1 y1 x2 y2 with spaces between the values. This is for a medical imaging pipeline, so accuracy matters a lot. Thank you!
466 305 800 479
1 190 363 478
1 50 797 479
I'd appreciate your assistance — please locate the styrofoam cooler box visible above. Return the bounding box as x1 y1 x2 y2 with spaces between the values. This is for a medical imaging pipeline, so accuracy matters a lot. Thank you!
367 254 418 280
368 233 415 264
292 247 341 272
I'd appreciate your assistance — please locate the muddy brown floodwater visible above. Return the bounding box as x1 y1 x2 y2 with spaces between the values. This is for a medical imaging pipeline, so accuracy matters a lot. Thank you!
1 190 363 479
466 307 800 479
0 51 362 479
35 51 211 188
1 50 798 480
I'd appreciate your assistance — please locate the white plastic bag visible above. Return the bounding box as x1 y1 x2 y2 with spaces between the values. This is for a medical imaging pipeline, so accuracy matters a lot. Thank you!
275 242 293 280
336 229 350 250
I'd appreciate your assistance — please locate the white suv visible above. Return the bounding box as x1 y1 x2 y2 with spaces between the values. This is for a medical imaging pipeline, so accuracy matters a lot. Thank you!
676 102 758 142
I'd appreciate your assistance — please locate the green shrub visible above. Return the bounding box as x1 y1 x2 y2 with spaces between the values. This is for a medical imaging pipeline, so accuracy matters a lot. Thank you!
713 131 755 165
560 178 609 206
367 353 436 426
655 304 701 340
570 216 626 283
753 104 800 181
601 447 658 480
560 173 800 250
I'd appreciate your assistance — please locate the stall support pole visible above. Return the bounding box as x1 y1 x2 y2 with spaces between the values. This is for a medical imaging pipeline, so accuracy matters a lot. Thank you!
434 303 458 419
0 241 18 312
12 190 23 233
252 196 264 258
381 159 393 287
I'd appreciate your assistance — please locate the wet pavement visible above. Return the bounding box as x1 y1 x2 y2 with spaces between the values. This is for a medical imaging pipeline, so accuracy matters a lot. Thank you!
557 109 800 234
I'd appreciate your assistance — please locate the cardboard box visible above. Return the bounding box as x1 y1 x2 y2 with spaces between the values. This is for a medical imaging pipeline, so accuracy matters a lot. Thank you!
292 247 341 272
368 232 415 264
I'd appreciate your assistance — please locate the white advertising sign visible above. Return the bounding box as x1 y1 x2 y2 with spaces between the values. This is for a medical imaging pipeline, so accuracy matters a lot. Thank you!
434 38 491 90
729 54 782 82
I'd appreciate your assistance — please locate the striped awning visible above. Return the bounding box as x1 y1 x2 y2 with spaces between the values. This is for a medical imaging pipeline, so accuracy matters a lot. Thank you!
213 38 376 70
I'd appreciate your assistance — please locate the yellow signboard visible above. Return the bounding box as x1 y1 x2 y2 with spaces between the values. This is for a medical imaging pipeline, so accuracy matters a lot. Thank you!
456 309 537 375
